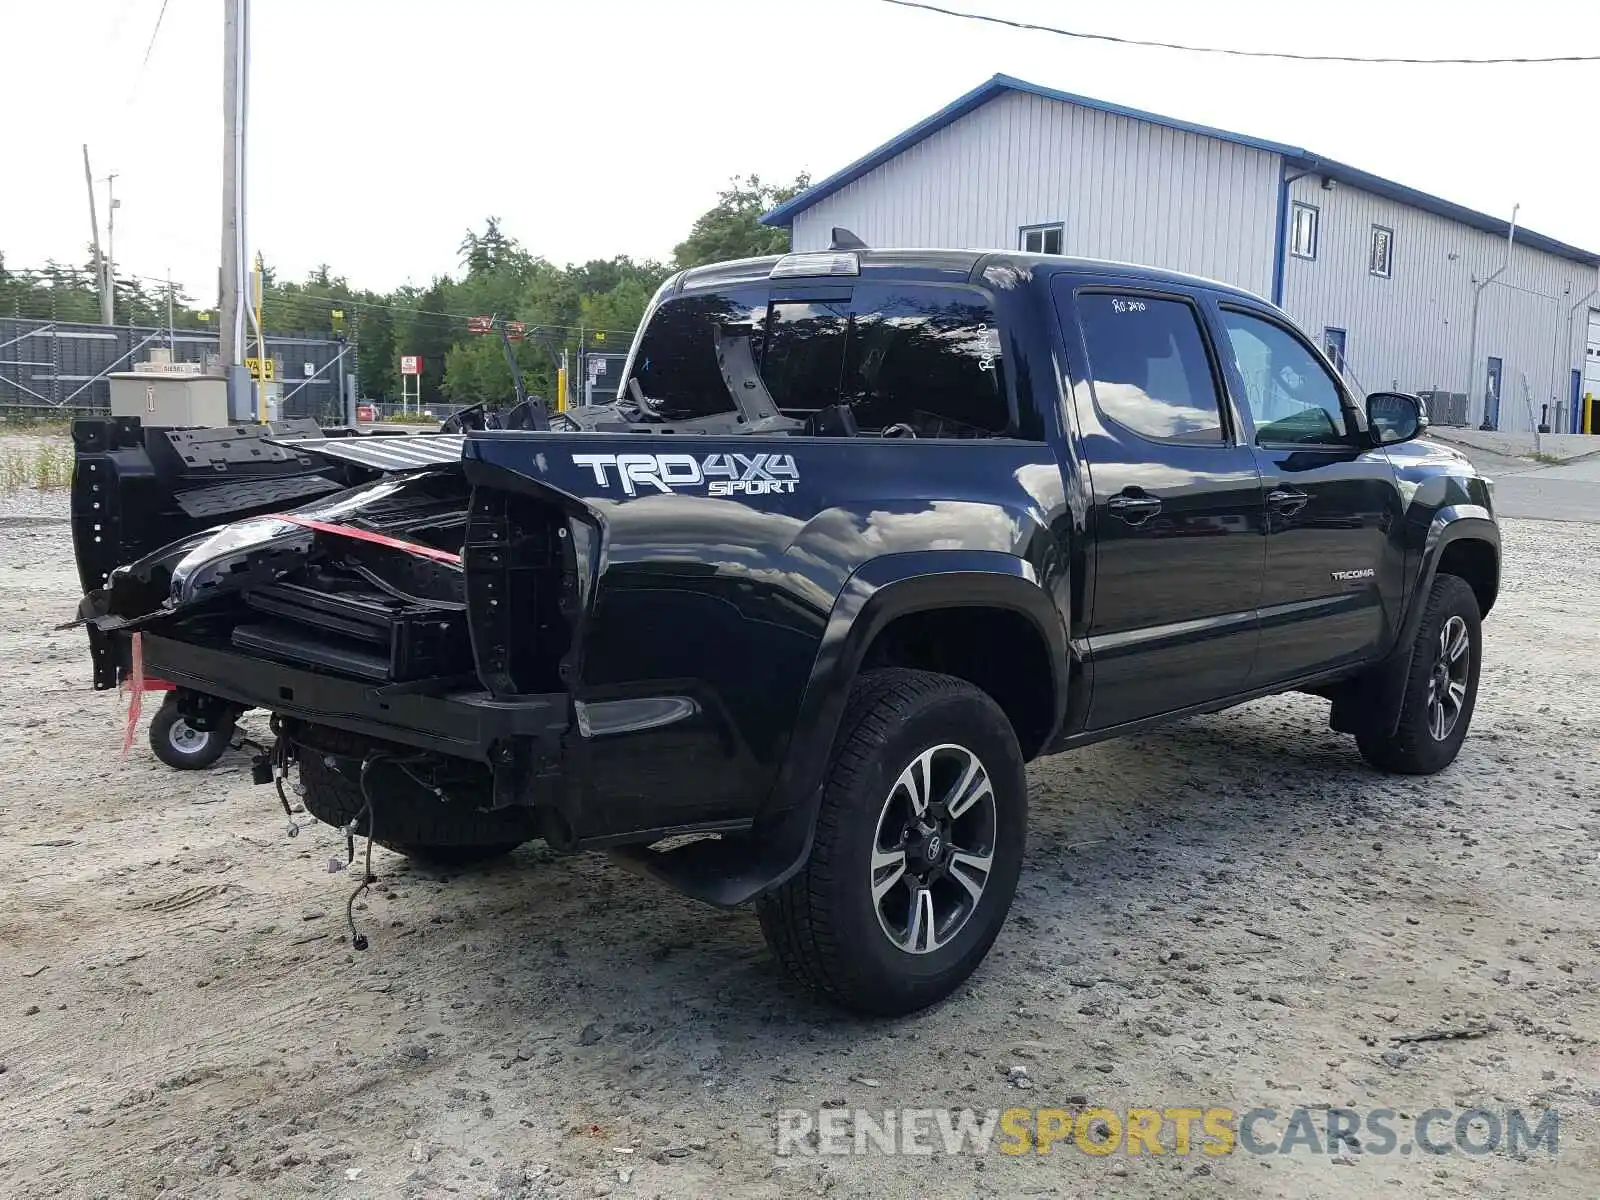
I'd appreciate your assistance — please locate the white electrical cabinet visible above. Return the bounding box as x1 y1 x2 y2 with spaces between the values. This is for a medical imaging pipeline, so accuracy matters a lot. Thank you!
108 369 231 427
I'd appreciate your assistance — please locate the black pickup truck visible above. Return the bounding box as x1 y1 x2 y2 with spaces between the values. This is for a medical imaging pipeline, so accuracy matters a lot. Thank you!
72 247 1499 1015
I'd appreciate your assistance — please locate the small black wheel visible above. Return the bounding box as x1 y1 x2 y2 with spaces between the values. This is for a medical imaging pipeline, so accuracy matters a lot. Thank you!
756 668 1027 1016
148 694 233 770
1357 574 1482 775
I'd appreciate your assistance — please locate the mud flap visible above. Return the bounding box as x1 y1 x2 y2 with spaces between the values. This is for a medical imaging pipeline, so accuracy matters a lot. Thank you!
607 793 817 908
1328 648 1410 739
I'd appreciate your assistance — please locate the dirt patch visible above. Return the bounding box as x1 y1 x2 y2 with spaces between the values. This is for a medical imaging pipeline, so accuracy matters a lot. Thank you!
1 520 1597 1198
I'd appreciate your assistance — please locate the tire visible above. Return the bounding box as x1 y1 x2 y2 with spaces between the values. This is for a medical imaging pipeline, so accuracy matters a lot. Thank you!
756 668 1027 1016
295 728 538 865
148 694 233 770
1356 574 1482 775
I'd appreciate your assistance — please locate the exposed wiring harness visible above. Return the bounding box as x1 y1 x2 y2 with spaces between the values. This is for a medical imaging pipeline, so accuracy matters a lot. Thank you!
341 750 438 951
256 727 445 953
345 756 382 951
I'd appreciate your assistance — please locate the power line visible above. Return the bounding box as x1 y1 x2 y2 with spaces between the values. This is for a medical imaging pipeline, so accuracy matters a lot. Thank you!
135 0 171 75
874 0 1600 64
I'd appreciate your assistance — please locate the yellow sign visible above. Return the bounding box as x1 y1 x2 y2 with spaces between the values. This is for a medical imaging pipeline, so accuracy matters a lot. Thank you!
593 330 606 343
246 356 275 381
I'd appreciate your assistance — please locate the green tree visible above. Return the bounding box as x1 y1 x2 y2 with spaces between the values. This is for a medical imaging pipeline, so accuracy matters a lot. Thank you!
579 275 654 342
355 302 396 399
672 174 809 268
442 334 553 406
392 280 456 406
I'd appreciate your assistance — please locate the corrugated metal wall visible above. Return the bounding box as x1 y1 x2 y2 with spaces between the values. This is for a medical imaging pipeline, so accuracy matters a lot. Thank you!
792 90 1281 296
1281 177 1597 433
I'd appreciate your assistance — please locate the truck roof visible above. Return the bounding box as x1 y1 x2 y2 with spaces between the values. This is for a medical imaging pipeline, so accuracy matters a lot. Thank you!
674 248 1267 305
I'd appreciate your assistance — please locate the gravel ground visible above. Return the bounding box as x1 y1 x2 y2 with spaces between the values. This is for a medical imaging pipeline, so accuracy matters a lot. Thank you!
2 517 1598 1200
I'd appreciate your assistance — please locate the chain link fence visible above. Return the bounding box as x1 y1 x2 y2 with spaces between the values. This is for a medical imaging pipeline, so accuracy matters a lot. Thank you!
0 317 352 422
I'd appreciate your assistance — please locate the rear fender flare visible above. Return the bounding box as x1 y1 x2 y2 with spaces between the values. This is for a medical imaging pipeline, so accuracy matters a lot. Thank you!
747 550 1069 899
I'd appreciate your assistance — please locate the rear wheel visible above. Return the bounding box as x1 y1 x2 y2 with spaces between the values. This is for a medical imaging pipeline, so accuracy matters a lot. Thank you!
1356 574 1482 774
756 669 1027 1016
148 694 233 770
295 728 538 865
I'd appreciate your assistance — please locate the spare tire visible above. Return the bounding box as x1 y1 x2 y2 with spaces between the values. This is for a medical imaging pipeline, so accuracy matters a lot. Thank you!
294 727 539 865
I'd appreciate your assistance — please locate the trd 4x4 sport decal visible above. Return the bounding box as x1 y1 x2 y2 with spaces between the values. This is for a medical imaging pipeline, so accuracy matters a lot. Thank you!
571 452 799 498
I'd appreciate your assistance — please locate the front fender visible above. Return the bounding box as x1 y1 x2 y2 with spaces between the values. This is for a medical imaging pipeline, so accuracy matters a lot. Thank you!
1401 502 1498 651
1333 502 1499 741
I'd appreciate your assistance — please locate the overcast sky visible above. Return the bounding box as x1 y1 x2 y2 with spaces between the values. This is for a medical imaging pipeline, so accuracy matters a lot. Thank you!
3 0 1596 301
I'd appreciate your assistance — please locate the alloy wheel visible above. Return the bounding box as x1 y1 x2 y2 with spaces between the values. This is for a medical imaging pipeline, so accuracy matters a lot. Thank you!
870 743 998 955
1427 614 1471 741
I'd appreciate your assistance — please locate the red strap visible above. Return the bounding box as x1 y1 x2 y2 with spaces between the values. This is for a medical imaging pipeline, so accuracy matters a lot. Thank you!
268 514 463 566
120 631 145 760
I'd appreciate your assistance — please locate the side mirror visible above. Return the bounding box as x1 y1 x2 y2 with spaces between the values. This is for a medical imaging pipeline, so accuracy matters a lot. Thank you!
1366 391 1427 446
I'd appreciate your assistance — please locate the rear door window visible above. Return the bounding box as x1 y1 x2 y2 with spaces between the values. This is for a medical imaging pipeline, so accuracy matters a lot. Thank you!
1074 292 1227 444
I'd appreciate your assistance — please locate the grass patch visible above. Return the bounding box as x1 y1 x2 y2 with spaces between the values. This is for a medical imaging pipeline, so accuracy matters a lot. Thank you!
1526 451 1564 465
1 419 72 437
1 444 73 491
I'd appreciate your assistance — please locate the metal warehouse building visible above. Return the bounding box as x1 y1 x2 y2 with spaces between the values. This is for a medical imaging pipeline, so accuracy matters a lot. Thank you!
761 74 1600 435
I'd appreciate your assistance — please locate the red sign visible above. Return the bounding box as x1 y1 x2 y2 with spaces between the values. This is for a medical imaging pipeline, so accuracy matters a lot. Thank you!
467 315 493 334
355 403 377 423
506 321 525 341
399 355 422 376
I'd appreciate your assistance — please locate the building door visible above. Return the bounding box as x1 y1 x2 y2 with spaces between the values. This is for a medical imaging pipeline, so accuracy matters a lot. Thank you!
1484 357 1503 429
1323 327 1347 375
1585 310 1600 432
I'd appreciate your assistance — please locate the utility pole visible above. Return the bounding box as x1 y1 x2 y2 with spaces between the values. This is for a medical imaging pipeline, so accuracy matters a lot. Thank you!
82 146 111 326
103 172 120 323
219 0 251 419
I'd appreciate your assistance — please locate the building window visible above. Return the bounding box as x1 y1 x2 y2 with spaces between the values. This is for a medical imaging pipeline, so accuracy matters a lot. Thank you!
1370 225 1394 278
1323 327 1347 373
1020 224 1064 255
1290 203 1319 259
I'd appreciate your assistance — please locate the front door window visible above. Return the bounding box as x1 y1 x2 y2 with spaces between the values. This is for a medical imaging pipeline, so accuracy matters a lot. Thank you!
1219 310 1351 446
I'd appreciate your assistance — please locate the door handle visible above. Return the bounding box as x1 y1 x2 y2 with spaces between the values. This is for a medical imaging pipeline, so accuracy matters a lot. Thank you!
1267 488 1309 516
1107 493 1163 526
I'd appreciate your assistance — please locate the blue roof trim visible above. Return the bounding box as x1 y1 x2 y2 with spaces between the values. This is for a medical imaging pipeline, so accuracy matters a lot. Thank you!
762 74 1598 269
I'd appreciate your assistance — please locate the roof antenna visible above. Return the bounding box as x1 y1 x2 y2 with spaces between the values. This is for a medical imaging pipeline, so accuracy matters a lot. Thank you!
830 227 869 251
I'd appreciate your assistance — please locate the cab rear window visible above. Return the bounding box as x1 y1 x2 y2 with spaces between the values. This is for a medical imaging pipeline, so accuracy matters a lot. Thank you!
627 283 1011 437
